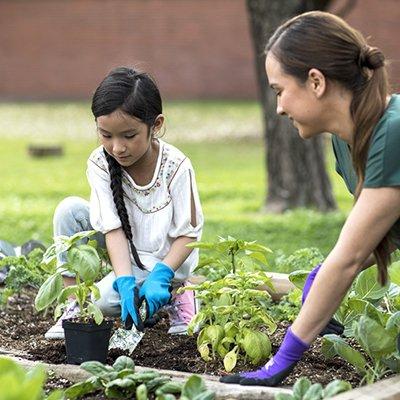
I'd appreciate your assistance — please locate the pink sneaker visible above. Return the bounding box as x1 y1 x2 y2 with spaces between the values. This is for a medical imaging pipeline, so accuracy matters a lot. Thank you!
167 283 198 335
44 301 80 340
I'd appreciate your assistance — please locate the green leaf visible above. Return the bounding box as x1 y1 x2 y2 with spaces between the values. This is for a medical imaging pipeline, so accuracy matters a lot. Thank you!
80 360 112 376
198 343 211 362
193 390 215 400
355 316 396 357
389 261 400 286
205 325 224 351
223 346 238 372
288 270 310 290
35 273 63 311
64 379 98 399
240 330 271 364
322 335 367 372
57 285 79 304
181 375 207 398
87 303 104 324
136 383 148 400
322 379 352 398
303 383 323 400
45 390 66 400
292 376 311 399
90 284 101 300
68 245 100 282
155 381 183 396
386 311 400 331
113 356 135 372
354 266 389 300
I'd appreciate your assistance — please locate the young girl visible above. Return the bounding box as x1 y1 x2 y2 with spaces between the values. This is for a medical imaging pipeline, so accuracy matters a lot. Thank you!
45 67 203 339
221 11 400 386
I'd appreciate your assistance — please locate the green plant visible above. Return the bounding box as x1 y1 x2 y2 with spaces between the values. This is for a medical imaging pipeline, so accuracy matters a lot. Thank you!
322 309 400 384
182 270 276 371
34 230 105 324
268 288 302 323
275 377 351 400
183 236 277 371
273 247 324 274
0 356 64 400
64 356 214 399
0 248 53 306
190 236 273 280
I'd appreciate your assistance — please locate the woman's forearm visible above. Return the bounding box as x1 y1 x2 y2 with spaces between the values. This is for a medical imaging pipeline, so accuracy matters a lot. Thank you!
163 236 196 271
105 227 133 277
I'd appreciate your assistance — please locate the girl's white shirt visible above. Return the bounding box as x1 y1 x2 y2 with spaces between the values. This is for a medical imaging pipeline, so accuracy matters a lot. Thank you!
86 139 204 282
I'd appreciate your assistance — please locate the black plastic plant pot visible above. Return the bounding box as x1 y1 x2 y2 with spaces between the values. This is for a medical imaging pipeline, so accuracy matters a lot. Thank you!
62 319 113 365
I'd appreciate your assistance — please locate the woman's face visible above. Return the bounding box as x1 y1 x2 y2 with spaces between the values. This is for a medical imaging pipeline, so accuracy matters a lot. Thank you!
97 109 156 167
265 53 326 139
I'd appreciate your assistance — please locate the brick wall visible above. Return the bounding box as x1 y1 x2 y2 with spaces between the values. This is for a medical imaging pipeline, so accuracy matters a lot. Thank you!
0 0 398 100
0 0 256 100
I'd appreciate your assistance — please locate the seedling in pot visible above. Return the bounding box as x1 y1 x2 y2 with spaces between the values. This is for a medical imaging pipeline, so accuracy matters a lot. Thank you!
35 230 113 364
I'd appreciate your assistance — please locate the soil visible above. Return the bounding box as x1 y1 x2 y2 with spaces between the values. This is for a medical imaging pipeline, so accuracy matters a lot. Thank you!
0 289 369 392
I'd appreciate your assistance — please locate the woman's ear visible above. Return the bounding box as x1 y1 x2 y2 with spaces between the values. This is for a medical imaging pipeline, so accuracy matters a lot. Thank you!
307 68 326 98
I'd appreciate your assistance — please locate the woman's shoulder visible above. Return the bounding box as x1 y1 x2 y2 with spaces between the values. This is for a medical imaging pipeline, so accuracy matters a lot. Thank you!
364 94 400 187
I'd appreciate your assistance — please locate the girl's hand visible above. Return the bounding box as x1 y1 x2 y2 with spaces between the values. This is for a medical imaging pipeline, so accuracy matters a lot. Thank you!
113 275 143 331
139 262 175 318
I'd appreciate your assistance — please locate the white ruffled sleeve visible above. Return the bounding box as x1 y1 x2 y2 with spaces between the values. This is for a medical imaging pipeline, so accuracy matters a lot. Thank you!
168 160 203 239
86 157 122 234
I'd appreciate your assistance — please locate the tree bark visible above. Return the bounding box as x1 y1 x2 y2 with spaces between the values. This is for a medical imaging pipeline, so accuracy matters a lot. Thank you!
246 0 337 213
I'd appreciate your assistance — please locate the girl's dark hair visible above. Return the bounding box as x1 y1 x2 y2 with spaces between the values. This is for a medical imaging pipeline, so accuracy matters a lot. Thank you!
91 67 163 270
266 11 390 284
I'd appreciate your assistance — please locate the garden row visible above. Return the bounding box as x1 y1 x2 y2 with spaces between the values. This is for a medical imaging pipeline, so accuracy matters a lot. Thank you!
1 233 400 399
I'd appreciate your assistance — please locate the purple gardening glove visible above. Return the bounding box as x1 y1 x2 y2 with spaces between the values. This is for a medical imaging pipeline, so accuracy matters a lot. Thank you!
220 327 309 386
303 264 344 336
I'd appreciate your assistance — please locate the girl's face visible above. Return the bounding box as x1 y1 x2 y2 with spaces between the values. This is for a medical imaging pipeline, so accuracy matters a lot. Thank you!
265 53 327 139
97 109 161 167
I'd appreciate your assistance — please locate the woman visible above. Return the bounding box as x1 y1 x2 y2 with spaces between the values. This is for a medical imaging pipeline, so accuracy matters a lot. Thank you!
221 11 400 386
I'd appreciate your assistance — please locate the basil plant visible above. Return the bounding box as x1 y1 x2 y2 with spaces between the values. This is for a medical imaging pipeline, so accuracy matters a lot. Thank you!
35 230 105 324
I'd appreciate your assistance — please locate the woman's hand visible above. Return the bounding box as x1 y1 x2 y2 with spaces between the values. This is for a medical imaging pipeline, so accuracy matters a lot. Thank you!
220 327 309 386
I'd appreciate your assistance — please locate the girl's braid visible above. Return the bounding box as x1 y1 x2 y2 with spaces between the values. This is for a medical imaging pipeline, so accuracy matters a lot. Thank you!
103 149 145 270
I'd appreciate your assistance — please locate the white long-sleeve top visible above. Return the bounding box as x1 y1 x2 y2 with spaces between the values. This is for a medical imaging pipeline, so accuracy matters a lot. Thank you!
86 139 204 282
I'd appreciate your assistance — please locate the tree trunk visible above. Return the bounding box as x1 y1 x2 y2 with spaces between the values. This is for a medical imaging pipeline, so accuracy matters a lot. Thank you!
246 0 337 213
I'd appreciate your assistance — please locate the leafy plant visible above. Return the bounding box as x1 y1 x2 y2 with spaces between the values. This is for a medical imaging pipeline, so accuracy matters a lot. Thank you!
273 247 324 274
268 288 302 323
181 270 276 371
275 377 351 400
322 309 400 384
0 248 53 306
0 356 64 400
64 355 214 399
34 230 105 324
189 236 272 281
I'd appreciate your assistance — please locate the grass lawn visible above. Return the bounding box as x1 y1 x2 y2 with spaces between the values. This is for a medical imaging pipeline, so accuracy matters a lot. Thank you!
0 101 353 262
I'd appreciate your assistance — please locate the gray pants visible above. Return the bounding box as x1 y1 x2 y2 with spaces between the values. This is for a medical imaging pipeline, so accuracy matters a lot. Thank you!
54 196 153 317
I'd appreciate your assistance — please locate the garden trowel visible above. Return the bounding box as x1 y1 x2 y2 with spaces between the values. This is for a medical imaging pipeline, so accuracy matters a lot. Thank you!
108 288 148 354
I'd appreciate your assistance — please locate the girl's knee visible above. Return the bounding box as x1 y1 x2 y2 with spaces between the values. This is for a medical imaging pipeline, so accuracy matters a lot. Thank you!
53 196 90 233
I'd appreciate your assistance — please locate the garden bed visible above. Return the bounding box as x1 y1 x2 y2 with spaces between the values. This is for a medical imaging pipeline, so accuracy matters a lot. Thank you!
0 289 363 389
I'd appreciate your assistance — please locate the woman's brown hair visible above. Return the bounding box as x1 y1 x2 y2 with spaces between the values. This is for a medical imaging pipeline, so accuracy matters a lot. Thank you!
266 11 391 284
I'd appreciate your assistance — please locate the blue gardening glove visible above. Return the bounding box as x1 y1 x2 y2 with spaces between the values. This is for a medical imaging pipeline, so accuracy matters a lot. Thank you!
113 275 144 331
139 262 174 319
220 327 309 386
303 264 344 336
